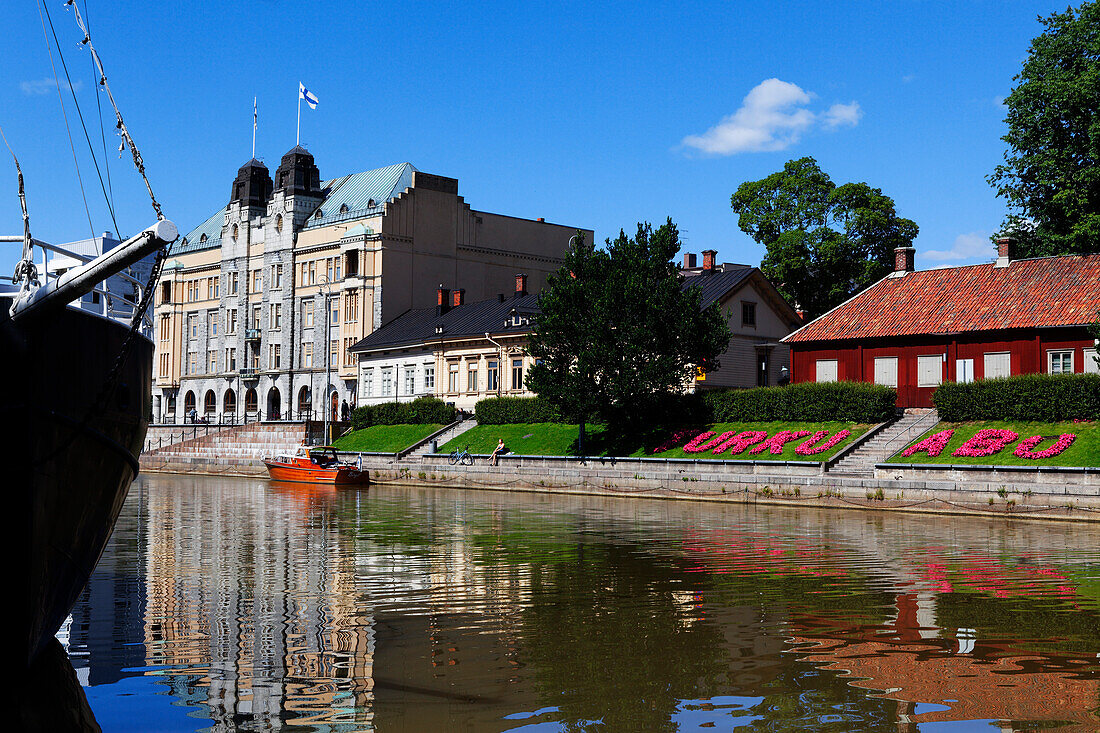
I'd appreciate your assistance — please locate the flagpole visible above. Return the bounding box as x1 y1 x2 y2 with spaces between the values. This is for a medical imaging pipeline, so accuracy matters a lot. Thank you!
252 97 257 159
296 91 301 146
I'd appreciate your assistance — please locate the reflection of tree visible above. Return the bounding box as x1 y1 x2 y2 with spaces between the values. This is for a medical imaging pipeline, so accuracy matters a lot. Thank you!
743 662 897 732
935 592 1100 658
520 544 731 732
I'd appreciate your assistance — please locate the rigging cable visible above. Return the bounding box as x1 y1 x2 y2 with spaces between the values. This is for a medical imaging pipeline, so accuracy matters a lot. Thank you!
41 0 121 240
0 125 37 290
36 0 95 241
83 0 116 224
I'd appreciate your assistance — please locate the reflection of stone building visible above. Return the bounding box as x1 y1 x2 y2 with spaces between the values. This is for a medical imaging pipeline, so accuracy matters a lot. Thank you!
152 148 587 424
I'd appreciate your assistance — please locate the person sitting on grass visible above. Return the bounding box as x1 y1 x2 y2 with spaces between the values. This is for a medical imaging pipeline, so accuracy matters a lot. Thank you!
490 438 507 466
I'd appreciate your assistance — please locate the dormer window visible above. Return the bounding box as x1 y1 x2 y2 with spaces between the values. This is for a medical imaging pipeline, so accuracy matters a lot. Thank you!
199 233 207 244
367 198 376 208
339 203 349 214
314 209 323 220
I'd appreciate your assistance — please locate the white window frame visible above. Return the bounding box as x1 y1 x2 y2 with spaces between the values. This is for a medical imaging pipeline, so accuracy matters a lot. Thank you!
916 355 942 387
424 364 435 391
1048 349 1073 375
815 359 838 383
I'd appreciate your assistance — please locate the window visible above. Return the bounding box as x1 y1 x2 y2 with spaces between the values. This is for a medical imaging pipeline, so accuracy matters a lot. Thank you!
404 366 415 395
251 305 261 330
159 314 169 342
188 352 197 375
1048 350 1073 375
956 358 974 383
275 214 283 233
270 303 282 330
208 350 217 373
160 281 171 304
227 309 237 334
158 353 169 378
303 301 314 328
209 276 219 299
363 368 373 397
984 352 1010 379
229 271 238 295
326 258 334 282
344 338 357 367
270 263 283 289
188 314 198 339
245 388 257 412
269 343 281 369
815 359 838 383
330 299 339 325
741 301 756 328
917 355 942 387
1086 345 1100 374
512 358 524 390
381 367 393 396
232 223 239 241
448 363 459 393
308 260 316 285
302 342 313 368
344 290 359 322
873 357 898 388
487 359 499 392
249 348 259 370
252 269 262 293
424 364 435 390
226 347 236 371
330 340 338 367
335 257 342 280
210 312 218 337
467 366 478 393
345 251 358 277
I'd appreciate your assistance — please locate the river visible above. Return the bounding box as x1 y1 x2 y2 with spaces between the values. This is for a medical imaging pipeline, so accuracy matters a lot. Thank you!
65 474 1100 732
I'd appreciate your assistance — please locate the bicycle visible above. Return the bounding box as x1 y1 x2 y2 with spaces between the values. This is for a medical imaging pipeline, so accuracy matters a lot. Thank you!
449 444 473 466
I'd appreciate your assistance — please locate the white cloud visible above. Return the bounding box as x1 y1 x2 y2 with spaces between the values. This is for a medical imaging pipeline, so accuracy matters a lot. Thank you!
20 78 82 96
822 102 862 128
922 232 996 262
681 79 860 156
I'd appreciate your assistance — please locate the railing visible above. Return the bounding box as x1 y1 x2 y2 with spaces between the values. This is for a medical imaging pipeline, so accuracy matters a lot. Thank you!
880 410 941 457
145 408 333 452
245 329 261 340
302 204 385 231
240 367 258 377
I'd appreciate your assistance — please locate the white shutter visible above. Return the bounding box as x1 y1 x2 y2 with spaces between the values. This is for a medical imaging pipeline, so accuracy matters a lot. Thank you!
873 357 898 388
956 358 974 383
917 355 942 387
983 352 1011 379
1085 345 1100 374
816 359 838 383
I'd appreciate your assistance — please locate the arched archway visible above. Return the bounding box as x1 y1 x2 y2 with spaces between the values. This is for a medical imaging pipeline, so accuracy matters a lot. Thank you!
267 387 281 420
330 388 339 421
298 386 312 418
183 390 196 421
223 389 236 418
203 390 216 416
245 388 258 413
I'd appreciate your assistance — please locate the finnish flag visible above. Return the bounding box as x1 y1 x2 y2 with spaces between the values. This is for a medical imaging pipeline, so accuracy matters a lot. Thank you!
299 82 319 109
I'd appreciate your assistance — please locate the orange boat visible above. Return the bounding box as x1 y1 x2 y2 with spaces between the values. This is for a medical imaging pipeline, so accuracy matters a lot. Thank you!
263 446 369 486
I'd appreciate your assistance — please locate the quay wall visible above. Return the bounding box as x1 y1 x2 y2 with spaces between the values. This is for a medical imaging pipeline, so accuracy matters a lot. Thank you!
139 451 1100 522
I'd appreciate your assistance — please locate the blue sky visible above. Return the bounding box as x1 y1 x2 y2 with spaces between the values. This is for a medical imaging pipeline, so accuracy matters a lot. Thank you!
0 1 1069 278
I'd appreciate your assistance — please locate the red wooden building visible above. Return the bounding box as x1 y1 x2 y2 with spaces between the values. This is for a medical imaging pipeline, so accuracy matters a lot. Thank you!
781 241 1100 408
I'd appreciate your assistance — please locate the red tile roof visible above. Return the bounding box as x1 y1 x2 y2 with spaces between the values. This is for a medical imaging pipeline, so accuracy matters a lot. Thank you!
783 254 1100 343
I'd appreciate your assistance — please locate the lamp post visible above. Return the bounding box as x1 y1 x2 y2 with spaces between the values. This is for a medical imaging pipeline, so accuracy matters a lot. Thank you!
319 276 332 444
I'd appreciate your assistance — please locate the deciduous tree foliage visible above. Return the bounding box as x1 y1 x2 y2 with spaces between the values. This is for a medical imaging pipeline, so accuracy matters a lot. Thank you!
730 157 918 320
988 1 1100 257
526 222 730 448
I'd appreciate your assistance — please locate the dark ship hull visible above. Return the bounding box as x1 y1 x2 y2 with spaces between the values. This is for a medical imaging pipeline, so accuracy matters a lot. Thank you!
2 296 151 667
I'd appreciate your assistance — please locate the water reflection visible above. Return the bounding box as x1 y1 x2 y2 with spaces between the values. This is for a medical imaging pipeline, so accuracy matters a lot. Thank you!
67 476 1100 731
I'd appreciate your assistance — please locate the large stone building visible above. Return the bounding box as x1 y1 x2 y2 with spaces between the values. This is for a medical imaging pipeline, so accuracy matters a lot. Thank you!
153 146 588 423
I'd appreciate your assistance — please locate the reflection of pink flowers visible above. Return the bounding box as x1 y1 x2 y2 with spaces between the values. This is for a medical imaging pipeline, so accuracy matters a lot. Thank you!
902 429 954 457
652 429 704 454
749 430 812 455
1013 433 1076 459
952 429 1019 458
712 431 768 455
795 430 851 456
682 431 717 453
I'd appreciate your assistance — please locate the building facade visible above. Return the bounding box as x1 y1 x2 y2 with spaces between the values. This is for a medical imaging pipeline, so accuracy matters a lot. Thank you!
152 146 588 423
782 241 1100 408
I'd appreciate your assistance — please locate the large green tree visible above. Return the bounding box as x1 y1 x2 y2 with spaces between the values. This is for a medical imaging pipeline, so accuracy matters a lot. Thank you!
526 222 730 451
988 1 1100 257
730 157 918 321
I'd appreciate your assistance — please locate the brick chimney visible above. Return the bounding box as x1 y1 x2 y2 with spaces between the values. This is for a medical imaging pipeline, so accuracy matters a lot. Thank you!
995 235 1015 268
893 246 915 276
452 288 465 307
702 250 717 273
515 273 528 297
437 284 450 316
683 252 697 269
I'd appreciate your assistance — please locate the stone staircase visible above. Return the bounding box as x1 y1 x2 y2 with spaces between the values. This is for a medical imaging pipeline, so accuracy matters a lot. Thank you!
407 418 479 458
142 421 310 463
828 410 939 476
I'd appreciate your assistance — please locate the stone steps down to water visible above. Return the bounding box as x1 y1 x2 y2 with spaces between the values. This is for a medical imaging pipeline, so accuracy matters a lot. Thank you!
143 422 308 461
829 410 939 475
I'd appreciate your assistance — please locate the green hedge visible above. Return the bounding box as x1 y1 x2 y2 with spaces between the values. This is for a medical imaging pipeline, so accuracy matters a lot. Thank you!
706 382 897 424
350 396 456 429
932 373 1100 421
475 396 562 424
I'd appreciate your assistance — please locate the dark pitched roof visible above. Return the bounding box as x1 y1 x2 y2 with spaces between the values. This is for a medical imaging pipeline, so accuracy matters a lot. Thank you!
783 254 1100 343
681 267 755 307
350 293 540 353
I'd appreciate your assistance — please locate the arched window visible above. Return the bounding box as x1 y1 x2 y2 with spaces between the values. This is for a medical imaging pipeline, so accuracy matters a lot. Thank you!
367 198 375 208
267 387 282 420
203 390 216 414
223 389 236 415
275 214 283 233
199 233 207 244
167 394 177 414
245 387 258 413
339 203 349 214
298 386 312 415
184 391 196 414
314 209 323 220
231 223 239 241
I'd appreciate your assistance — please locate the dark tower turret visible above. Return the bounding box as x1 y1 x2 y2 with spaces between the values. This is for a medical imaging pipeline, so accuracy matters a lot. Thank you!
230 159 273 207
274 145 321 197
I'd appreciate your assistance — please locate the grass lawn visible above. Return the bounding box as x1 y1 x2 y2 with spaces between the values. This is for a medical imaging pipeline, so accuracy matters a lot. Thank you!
888 420 1100 467
442 421 871 461
332 424 444 453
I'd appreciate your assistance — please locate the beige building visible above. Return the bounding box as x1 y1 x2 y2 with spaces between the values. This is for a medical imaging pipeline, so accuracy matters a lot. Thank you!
153 146 588 423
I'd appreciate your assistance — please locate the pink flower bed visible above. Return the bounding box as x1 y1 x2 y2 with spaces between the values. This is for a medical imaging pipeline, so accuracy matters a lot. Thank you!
951 429 1019 458
1013 433 1076 460
901 429 954 458
651 429 704 454
795 430 851 456
749 430 812 455
712 431 768 455
682 431 717 453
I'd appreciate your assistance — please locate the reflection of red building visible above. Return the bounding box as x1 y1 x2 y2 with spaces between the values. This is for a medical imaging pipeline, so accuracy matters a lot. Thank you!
782 243 1100 407
790 593 1100 731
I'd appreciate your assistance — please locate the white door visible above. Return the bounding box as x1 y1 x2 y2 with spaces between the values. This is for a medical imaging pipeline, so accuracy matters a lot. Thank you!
873 357 898 388
956 358 974 383
983 352 1010 379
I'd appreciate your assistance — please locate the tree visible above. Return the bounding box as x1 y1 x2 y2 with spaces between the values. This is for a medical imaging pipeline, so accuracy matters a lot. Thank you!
988 1 1100 258
730 157 918 321
526 222 730 451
